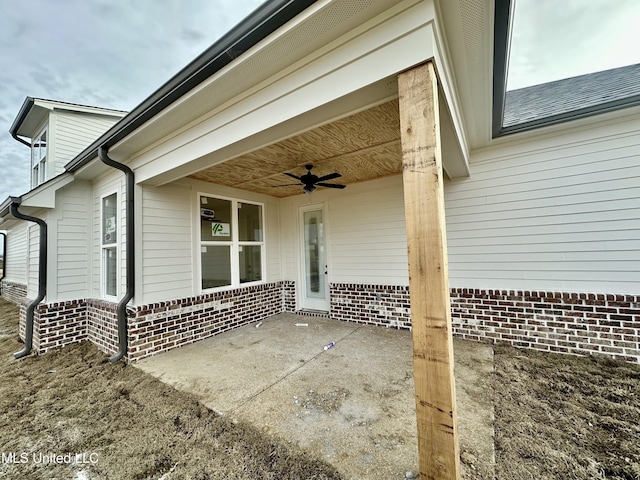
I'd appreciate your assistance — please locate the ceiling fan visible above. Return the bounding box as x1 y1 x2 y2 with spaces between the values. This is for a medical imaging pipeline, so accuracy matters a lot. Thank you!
273 164 346 194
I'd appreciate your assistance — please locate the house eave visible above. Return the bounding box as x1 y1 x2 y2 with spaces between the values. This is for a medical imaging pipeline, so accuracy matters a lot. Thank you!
63 0 319 175
126 1 457 189
0 174 75 222
9 96 37 141
10 97 126 141
20 173 75 209
0 197 12 220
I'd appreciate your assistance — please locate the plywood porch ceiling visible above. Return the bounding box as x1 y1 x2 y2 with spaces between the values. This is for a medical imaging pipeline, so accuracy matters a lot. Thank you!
188 99 401 197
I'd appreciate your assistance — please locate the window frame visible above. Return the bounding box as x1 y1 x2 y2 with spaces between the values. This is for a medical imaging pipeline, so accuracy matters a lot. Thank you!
31 126 47 188
101 191 119 300
198 193 266 293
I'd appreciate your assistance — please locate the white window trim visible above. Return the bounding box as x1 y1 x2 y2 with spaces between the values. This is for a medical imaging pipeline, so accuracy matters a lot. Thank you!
100 191 119 300
31 126 47 188
198 192 266 294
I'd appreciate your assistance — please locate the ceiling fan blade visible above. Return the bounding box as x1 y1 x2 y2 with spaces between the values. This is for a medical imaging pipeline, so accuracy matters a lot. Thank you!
283 172 302 180
271 183 301 187
317 182 346 189
316 172 341 182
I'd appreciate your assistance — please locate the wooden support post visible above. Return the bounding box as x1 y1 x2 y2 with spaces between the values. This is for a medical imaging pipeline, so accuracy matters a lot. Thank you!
398 61 460 480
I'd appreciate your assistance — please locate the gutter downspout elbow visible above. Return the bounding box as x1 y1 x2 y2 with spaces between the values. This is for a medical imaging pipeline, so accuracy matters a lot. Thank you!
98 146 135 363
10 200 47 359
11 132 32 148
0 232 6 296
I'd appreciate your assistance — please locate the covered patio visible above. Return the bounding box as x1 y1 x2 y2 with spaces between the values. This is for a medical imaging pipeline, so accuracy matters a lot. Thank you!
121 61 470 477
135 313 495 479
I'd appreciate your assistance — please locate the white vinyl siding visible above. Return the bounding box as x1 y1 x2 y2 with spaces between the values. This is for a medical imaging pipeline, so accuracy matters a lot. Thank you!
278 198 297 281
264 201 281 281
445 117 640 295
141 184 193 302
3 222 28 284
56 183 92 300
328 176 408 285
280 175 408 286
52 110 121 175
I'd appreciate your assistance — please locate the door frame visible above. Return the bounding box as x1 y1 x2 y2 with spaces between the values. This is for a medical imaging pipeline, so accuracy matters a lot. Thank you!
297 202 330 312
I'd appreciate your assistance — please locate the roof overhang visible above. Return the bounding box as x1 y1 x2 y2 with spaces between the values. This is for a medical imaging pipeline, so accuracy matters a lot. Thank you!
63 0 320 174
433 0 495 150
10 97 126 141
123 0 469 188
61 0 470 190
10 97 45 140
0 173 75 225
20 173 75 209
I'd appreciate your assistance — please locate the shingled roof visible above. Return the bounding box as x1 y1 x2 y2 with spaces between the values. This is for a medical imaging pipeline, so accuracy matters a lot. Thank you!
503 63 640 130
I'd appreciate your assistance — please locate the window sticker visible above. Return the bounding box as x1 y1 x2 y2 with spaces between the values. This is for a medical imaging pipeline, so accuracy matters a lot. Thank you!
105 217 116 234
211 223 230 236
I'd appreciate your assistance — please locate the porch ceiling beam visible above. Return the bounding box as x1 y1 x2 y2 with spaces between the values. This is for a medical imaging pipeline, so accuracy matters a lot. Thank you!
399 62 460 480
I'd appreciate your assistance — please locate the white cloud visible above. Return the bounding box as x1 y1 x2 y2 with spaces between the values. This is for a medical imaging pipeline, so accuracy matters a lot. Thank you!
0 0 261 201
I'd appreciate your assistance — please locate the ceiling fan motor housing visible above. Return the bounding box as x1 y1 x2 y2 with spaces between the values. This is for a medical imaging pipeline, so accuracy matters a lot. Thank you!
274 164 345 193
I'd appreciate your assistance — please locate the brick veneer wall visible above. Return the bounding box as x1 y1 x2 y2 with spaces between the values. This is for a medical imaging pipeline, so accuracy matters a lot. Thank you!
35 300 88 353
18 299 89 353
128 281 285 361
329 283 639 363
14 281 639 364
283 280 296 312
14 281 292 361
1 281 27 305
451 289 640 363
86 299 122 357
18 299 27 343
330 283 411 329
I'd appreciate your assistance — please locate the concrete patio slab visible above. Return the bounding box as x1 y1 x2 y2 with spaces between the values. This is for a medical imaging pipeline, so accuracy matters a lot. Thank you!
135 313 495 479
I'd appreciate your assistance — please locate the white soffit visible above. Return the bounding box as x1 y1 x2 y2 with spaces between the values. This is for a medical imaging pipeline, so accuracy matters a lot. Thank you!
436 0 493 150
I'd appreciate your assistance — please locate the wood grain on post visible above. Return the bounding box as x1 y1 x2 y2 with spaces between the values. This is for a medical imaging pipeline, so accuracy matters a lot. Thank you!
398 61 460 480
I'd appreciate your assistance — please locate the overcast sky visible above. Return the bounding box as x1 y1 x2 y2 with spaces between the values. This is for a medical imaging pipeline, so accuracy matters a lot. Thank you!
0 0 261 202
508 0 640 89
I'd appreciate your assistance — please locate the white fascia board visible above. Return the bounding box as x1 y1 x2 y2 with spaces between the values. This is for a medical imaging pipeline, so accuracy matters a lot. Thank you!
132 0 437 186
431 15 470 177
34 98 126 117
20 173 75 209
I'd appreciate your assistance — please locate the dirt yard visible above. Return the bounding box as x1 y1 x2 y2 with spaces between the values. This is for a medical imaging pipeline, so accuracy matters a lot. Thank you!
493 343 640 480
0 297 639 479
0 300 341 480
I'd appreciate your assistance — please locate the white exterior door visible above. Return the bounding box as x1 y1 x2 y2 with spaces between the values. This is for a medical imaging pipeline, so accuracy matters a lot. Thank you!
299 205 329 311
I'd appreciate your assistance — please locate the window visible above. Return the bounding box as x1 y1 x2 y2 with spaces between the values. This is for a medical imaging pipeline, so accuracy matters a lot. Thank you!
200 195 264 291
493 0 640 136
31 128 47 188
102 193 117 297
